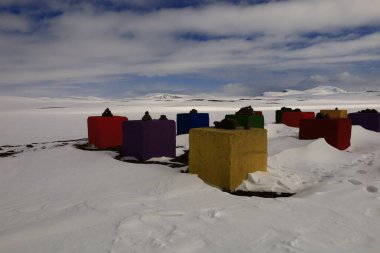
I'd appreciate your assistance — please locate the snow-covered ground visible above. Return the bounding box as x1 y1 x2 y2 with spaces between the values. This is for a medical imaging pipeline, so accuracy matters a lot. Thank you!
1 86 380 252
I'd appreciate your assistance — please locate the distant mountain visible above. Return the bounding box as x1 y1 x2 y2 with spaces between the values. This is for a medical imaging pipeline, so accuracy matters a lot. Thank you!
263 86 347 97
144 93 190 99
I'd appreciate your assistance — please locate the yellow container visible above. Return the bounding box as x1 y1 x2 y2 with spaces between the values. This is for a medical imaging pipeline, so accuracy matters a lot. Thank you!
189 127 267 191
320 109 348 119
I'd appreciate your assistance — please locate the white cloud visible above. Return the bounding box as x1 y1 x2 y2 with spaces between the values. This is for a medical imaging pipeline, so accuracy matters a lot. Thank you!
215 83 256 96
0 0 379 92
284 33 380 59
298 71 374 90
0 13 30 32
308 75 329 83
121 0 380 36
336 72 363 83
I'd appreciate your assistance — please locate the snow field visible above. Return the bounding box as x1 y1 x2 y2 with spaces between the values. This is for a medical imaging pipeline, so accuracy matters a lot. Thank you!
1 88 380 252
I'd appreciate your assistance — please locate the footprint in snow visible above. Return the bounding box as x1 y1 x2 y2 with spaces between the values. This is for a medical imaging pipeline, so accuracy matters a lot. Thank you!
198 209 222 221
366 186 378 193
357 169 367 174
348 179 362 186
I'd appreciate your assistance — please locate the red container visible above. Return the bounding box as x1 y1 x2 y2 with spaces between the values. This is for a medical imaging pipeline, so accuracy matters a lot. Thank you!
282 112 315 128
87 116 128 149
299 118 352 150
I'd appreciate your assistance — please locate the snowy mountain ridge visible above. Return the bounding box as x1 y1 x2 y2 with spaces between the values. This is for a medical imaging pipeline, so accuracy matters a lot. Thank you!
144 93 190 99
263 85 347 97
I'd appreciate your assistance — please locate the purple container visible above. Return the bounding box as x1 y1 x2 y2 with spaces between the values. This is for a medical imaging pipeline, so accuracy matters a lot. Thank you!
122 120 176 161
348 113 380 132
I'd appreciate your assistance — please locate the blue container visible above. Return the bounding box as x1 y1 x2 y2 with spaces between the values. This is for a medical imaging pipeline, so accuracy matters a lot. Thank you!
176 113 209 135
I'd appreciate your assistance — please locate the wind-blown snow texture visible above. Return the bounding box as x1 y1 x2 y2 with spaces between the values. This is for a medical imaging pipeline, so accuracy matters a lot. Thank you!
1 87 380 253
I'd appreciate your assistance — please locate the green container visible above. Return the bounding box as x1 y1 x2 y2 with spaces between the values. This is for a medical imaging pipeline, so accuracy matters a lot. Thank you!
225 114 264 129
275 110 283 123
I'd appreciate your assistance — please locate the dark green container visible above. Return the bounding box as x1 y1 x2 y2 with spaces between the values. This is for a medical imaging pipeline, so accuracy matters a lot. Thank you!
225 114 264 129
275 110 283 123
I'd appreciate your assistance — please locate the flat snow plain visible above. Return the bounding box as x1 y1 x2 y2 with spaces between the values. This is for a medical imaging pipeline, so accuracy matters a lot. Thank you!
1 87 380 253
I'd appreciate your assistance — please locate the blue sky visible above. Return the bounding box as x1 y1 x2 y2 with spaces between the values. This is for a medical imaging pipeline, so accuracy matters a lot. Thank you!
0 0 379 98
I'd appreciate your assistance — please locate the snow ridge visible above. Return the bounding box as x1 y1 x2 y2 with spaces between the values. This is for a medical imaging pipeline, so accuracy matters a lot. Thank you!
263 85 347 97
144 93 189 99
